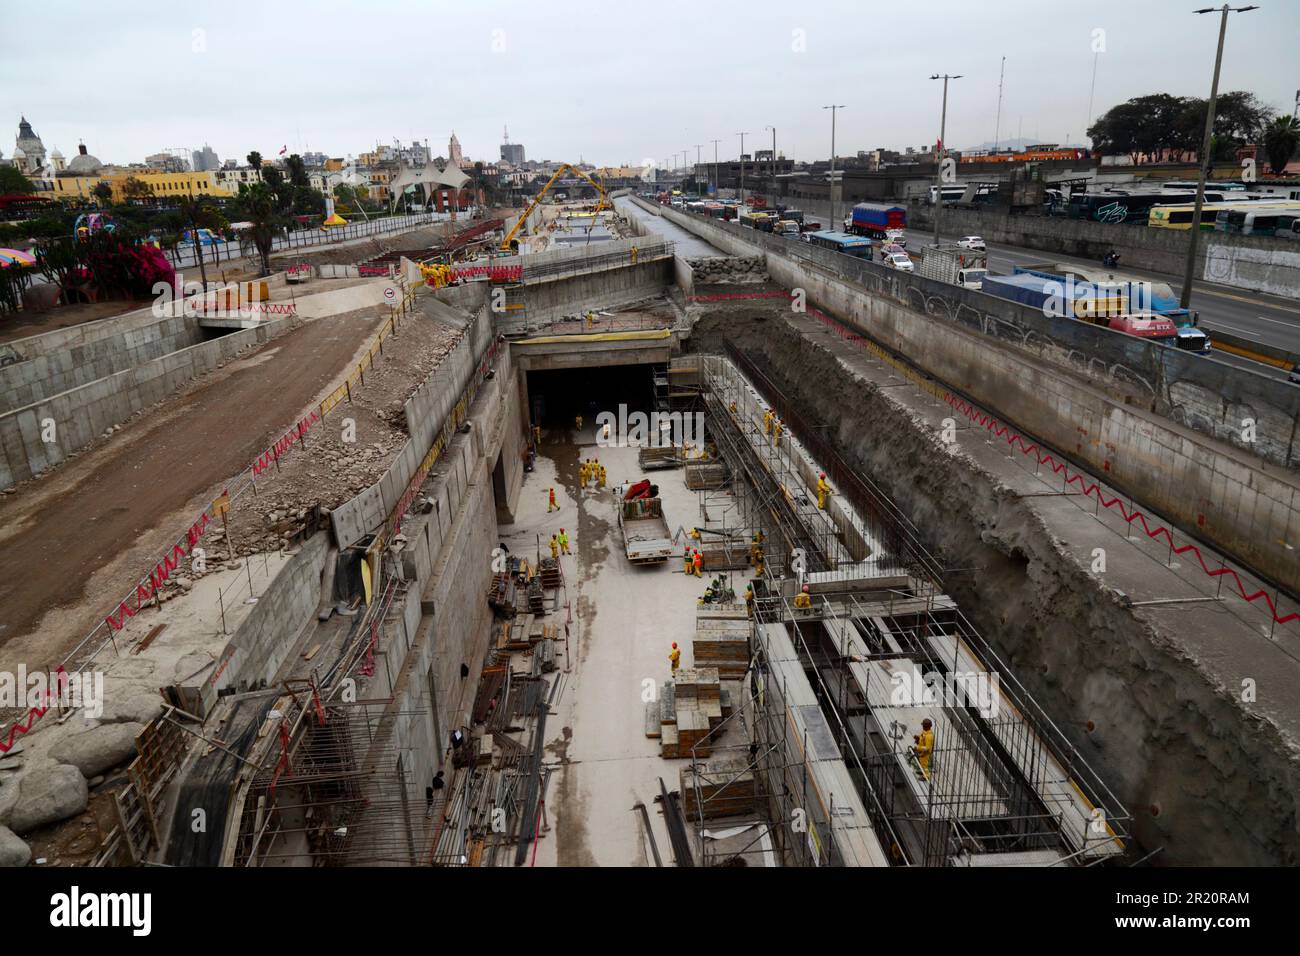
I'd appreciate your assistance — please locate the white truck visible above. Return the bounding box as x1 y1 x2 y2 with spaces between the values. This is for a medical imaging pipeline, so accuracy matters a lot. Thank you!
619 492 673 564
915 244 988 290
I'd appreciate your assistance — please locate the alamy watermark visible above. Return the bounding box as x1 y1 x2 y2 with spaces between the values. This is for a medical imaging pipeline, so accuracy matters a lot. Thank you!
889 666 1000 719
0 667 105 719
595 404 705 448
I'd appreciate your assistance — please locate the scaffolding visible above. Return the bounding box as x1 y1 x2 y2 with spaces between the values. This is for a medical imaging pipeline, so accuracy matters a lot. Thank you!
682 349 1132 866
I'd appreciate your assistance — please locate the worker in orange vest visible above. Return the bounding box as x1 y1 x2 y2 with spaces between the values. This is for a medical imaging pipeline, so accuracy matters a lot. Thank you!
547 487 557 512
692 550 703 578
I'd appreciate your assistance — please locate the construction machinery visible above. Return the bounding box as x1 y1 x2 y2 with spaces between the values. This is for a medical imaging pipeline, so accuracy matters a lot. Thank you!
499 163 609 251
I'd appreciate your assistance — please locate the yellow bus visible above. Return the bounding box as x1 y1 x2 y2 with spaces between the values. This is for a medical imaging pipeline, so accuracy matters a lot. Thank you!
1148 199 1300 230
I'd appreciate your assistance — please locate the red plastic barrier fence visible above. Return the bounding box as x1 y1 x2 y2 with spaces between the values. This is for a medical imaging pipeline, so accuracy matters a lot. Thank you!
0 666 68 754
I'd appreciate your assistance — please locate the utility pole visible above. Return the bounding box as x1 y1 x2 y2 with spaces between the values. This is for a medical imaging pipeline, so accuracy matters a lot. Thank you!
737 131 749 207
823 105 844 228
1085 51 1100 147
694 144 703 196
930 74 962 248
1181 4 1258 309
994 56 1006 153
711 139 721 195
765 126 777 197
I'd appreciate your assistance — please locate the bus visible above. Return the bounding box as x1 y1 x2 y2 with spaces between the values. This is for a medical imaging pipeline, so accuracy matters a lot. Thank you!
1067 190 1230 223
1149 199 1300 230
806 230 874 259
1214 204 1300 236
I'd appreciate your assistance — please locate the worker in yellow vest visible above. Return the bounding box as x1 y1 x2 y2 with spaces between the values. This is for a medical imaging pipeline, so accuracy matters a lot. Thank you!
794 584 812 612
575 414 584 430
745 584 754 618
579 460 589 487
549 534 559 560
669 642 681 672
683 549 694 575
816 473 831 510
913 719 935 780
558 528 571 555
597 463 607 488
763 409 774 435
772 418 783 448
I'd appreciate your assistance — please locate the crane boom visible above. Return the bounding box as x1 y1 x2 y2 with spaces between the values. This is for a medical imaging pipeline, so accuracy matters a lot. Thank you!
499 163 609 251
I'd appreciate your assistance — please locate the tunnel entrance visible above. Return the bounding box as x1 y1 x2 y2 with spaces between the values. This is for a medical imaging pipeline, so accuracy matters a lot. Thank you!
526 362 659 429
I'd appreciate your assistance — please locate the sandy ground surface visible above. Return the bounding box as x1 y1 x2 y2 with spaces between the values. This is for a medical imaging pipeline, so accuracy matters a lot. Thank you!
0 305 390 671
501 423 743 866
0 299 153 347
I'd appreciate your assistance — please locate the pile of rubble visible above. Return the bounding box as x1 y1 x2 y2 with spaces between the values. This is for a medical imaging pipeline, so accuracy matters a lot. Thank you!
686 256 767 285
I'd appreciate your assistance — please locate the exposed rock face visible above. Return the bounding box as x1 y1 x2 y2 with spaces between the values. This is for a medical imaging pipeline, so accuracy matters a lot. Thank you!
50 722 142 777
99 690 164 725
687 256 767 285
8 764 87 835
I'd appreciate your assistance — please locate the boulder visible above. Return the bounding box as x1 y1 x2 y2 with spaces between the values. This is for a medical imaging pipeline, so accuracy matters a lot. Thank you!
50 722 142 778
98 689 163 725
0 776 18 828
8 765 88 835
0 825 30 867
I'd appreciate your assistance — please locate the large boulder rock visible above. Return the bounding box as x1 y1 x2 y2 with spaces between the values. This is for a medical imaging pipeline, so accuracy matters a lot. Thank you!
98 689 163 725
0 777 18 828
8 765 88 835
0 825 31 867
50 722 142 778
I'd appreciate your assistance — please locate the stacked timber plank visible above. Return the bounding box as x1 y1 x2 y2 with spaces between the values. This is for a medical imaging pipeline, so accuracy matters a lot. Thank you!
497 614 558 654
698 538 750 571
660 668 723 759
684 461 728 490
693 605 751 679
539 558 562 589
681 751 757 822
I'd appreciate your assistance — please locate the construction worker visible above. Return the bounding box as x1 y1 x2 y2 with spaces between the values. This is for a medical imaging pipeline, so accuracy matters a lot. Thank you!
549 534 560 560
692 549 703 578
630 245 639 265
533 424 541 447
575 414 584 430
585 309 595 329
745 584 754 618
558 528 571 555
794 584 813 612
816 472 831 510
579 460 590 488
753 548 764 577
913 718 935 780
669 642 681 672
749 532 764 566
597 462 607 488
689 527 702 542
547 487 558 513
763 408 774 436
772 418 783 448
683 548 694 575
729 400 738 416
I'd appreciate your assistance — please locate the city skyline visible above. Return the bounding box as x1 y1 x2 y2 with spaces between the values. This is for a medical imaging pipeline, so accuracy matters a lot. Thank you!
4 0 1297 171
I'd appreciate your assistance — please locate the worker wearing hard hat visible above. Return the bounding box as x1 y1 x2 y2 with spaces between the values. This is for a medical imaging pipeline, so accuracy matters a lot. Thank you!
794 584 812 612
772 418 783 448
683 548 694 575
745 584 754 618
558 528 571 555
548 487 558 513
763 409 774 436
669 642 681 672
913 719 935 780
816 473 831 511
549 534 560 560
579 460 589 488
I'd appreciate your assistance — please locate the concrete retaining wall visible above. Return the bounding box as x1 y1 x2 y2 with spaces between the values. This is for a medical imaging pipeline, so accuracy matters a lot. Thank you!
517 258 673 324
673 256 695 297
906 204 1300 298
210 533 331 695
653 202 1300 596
329 301 495 550
0 314 300 490
0 312 203 414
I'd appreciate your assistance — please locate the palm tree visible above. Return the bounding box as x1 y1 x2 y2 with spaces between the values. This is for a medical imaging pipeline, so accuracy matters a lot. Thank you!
235 182 285 277
178 193 224 289
1264 116 1300 176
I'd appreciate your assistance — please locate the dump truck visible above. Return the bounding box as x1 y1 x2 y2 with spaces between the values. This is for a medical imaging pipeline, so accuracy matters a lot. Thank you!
619 481 673 564
916 244 988 289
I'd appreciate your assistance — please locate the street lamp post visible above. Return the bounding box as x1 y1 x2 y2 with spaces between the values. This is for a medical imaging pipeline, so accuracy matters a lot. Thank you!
765 126 777 201
929 74 962 248
694 145 703 197
1180 5 1258 309
711 139 721 195
737 132 750 207
823 106 845 229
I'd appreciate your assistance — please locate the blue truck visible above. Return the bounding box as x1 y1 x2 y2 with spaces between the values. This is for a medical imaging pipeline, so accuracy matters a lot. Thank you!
1013 262 1211 355
846 202 906 238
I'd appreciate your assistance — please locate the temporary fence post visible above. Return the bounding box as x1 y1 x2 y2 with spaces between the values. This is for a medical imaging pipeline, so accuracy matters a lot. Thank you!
346 379 352 404
218 587 228 636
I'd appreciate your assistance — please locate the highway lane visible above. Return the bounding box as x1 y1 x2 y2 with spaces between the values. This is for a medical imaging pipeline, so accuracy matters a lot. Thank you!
930 229 1300 382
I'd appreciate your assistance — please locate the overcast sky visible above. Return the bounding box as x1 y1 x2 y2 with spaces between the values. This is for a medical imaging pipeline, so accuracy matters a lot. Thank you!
3 0 1297 170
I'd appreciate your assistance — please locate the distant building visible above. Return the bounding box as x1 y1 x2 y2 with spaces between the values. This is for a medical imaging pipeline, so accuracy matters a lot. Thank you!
191 144 220 171
448 131 465 168
302 150 328 167
146 151 189 172
501 143 524 165
11 116 47 175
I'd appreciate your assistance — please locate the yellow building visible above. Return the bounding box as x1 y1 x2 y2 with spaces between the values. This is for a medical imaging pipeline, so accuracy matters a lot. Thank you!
41 169 236 203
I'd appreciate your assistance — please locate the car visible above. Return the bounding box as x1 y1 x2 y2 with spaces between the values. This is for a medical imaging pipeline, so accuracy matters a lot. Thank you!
957 235 986 251
879 243 906 260
885 253 914 272
885 230 908 249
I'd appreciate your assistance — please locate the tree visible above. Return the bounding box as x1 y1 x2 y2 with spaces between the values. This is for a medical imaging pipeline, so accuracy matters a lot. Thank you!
233 182 287 277
246 151 263 171
1088 90 1272 164
92 181 114 206
177 194 225 288
1263 115 1300 175
285 154 309 187
121 177 154 204
0 165 36 194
